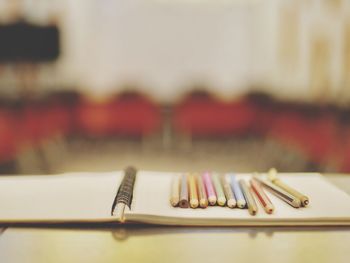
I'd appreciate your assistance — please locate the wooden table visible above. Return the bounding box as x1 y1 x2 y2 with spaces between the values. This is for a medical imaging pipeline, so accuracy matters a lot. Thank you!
0 175 349 263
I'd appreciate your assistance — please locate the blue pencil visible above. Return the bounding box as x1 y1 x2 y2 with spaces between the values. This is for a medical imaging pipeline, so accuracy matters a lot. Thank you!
229 174 246 208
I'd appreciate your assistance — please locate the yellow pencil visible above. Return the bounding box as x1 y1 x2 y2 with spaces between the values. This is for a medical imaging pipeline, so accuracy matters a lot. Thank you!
188 174 199 208
268 168 309 206
196 175 208 208
253 175 301 208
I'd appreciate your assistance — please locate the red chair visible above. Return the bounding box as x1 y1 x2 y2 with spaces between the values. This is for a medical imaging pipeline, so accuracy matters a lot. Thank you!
75 92 161 137
174 92 256 137
0 107 18 163
109 92 161 136
335 109 350 172
246 93 277 136
268 105 338 165
339 139 350 173
75 97 115 137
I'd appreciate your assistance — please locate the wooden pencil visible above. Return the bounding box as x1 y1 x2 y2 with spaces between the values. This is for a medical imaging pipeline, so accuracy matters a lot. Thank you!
250 178 274 214
221 175 236 208
230 174 246 208
196 175 208 208
239 180 258 216
212 173 226 206
202 172 217 205
179 174 189 208
253 175 301 208
267 168 309 206
170 175 180 207
188 174 199 208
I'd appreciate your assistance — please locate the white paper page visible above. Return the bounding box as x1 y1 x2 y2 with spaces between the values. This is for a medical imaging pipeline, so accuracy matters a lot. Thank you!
0 172 122 222
127 172 350 225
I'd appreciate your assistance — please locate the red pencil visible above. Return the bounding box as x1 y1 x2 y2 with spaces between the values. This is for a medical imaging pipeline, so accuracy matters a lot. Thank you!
250 178 274 214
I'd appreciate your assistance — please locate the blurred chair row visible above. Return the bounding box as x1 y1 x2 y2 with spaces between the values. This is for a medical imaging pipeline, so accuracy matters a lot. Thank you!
0 91 161 171
0 90 349 172
174 92 350 172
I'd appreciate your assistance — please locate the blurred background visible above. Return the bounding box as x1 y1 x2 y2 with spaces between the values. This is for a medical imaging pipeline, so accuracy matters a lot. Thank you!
0 0 349 175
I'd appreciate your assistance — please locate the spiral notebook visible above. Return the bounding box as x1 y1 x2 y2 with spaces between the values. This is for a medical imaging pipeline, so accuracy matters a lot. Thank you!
0 169 350 226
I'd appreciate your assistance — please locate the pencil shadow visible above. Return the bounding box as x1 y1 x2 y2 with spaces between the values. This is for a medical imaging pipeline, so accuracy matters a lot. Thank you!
109 224 350 242
0 222 349 242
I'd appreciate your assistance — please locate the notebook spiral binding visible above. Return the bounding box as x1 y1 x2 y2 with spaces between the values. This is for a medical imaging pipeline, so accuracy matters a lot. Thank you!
111 167 137 215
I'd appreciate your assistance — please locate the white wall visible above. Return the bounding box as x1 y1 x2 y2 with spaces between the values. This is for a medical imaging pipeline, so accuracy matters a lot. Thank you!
59 0 257 102
0 0 349 105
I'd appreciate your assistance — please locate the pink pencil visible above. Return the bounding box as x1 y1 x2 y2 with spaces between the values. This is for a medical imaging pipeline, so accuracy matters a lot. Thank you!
202 172 217 205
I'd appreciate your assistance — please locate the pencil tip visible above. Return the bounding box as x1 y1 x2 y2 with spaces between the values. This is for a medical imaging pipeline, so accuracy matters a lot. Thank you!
217 197 226 206
237 200 246 209
208 196 217 206
227 199 236 208
303 198 309 206
190 199 199 208
200 199 208 208
265 204 274 214
267 168 278 181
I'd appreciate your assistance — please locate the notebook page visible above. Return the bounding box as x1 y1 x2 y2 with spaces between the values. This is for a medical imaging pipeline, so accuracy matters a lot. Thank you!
126 172 350 225
0 172 122 222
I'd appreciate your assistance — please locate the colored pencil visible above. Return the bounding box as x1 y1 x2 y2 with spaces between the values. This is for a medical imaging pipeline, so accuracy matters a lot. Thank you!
212 173 226 206
253 175 301 208
229 174 246 208
267 168 309 206
188 174 199 208
179 174 189 208
250 178 274 214
239 180 258 216
221 175 236 208
170 175 180 207
196 175 208 208
202 172 217 205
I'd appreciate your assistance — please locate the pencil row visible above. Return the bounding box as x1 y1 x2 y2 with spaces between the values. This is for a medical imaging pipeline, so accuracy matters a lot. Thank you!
170 169 310 215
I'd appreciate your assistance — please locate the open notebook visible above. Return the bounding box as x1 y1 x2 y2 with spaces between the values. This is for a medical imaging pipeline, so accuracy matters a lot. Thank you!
0 171 350 226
